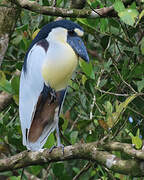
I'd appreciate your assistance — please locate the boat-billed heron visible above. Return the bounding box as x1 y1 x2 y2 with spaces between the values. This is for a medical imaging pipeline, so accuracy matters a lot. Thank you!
19 20 89 151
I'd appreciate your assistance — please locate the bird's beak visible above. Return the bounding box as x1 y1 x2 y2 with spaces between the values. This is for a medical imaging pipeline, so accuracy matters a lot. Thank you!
67 35 89 63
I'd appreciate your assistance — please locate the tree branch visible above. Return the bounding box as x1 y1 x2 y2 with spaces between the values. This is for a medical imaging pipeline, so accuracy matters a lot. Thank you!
0 0 21 66
103 142 144 160
8 0 115 18
1 142 144 177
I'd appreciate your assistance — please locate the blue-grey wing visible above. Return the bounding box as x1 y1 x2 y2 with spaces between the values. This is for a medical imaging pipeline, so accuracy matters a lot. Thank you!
19 43 46 149
19 41 66 151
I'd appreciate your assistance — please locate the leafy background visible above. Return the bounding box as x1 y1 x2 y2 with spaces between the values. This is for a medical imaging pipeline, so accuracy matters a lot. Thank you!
1 0 144 179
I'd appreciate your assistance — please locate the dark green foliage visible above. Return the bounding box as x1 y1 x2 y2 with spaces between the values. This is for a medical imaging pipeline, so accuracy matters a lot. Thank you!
0 0 144 179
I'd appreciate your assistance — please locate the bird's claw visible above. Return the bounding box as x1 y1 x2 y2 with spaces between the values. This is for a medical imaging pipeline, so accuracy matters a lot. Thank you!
49 144 64 154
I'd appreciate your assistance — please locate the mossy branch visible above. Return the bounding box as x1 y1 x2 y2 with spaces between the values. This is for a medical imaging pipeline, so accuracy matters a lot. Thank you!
0 0 21 66
8 0 115 18
1 141 144 177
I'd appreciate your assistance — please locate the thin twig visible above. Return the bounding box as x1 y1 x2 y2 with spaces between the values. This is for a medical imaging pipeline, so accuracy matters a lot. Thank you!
20 168 24 180
43 163 52 180
95 87 130 97
90 95 96 120
72 161 92 180
127 106 144 119
112 62 137 93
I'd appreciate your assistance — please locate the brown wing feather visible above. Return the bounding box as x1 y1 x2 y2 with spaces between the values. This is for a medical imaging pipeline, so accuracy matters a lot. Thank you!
28 92 61 142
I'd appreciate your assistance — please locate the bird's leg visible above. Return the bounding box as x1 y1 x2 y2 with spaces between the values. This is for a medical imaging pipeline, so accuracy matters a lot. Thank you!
49 123 64 154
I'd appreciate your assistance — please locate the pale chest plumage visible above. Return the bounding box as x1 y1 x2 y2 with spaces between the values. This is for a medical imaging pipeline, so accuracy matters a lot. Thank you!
41 41 78 91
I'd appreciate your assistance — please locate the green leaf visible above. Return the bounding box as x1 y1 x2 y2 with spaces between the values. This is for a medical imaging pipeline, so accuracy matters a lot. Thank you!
16 24 28 31
100 35 110 49
79 60 95 79
116 94 136 116
13 95 19 105
136 128 140 137
44 133 55 149
29 165 42 176
70 131 78 144
100 19 108 32
104 101 113 114
135 78 144 92
81 74 87 85
139 9 144 21
77 18 98 30
77 120 91 129
53 162 64 177
118 9 139 26
0 71 13 93
99 79 107 88
9 176 21 180
61 115 69 131
107 94 136 128
11 76 20 95
13 34 23 45
140 37 144 55
113 0 125 13
132 136 142 149
103 60 112 72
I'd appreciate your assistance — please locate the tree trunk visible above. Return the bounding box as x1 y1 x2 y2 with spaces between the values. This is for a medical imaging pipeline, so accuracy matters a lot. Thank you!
0 0 21 67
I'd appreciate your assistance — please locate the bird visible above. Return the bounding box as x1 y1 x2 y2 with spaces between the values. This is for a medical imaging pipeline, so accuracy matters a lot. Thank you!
19 19 89 151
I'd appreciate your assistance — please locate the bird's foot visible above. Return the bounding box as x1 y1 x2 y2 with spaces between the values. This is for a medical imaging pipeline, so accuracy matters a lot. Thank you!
38 148 47 153
49 144 64 154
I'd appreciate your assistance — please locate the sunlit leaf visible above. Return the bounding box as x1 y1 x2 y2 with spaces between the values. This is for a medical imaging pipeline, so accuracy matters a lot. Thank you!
79 60 95 79
113 0 125 13
44 133 55 149
132 136 142 149
104 101 113 114
32 28 40 40
81 74 87 85
118 9 139 26
9 176 21 180
106 95 136 128
139 9 144 21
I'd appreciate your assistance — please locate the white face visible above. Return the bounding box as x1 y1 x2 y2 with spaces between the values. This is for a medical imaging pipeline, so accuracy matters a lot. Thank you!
47 27 84 43
47 27 68 42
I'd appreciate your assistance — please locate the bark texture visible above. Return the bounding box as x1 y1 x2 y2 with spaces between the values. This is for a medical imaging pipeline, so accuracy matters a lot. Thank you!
0 142 144 177
0 0 21 66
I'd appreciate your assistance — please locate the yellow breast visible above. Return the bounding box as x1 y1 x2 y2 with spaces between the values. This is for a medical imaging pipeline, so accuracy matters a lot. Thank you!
41 42 78 91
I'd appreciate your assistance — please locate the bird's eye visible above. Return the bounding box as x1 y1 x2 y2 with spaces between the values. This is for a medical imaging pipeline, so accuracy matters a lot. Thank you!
68 30 75 36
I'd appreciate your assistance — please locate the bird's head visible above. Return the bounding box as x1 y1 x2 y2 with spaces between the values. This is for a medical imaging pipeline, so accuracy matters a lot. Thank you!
35 20 89 63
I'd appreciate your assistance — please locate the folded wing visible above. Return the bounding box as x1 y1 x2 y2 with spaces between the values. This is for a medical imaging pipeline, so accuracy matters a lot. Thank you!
19 40 66 151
